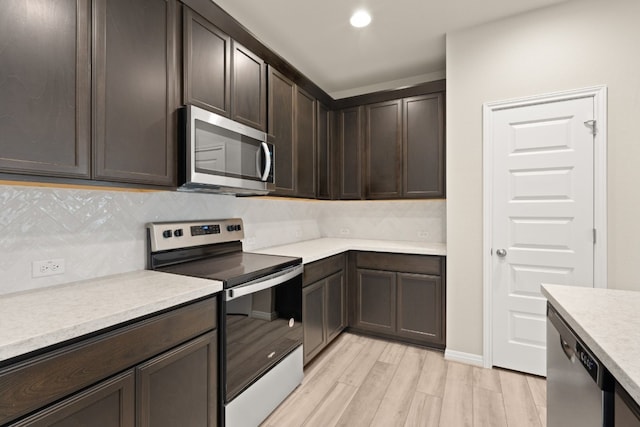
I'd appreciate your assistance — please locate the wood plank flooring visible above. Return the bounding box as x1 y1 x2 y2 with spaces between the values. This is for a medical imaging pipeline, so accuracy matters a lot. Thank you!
262 333 546 427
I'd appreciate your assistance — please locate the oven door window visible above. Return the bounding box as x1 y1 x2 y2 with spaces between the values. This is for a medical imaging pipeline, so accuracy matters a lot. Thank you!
225 276 302 402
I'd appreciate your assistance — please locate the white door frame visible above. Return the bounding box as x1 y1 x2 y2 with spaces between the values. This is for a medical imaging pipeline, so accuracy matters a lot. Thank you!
482 86 608 369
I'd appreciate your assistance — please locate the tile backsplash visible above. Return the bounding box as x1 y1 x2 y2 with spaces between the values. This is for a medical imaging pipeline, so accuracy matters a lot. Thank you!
0 184 445 295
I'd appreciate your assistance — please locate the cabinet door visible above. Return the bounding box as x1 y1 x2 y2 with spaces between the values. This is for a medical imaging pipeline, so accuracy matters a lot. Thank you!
365 100 402 199
397 273 444 345
338 107 364 199
232 41 266 131
303 280 326 364
403 93 445 198
0 0 91 179
137 331 217 427
355 269 396 334
325 271 346 343
268 67 296 195
183 8 231 117
93 0 179 186
295 87 316 198
13 371 135 427
316 102 332 199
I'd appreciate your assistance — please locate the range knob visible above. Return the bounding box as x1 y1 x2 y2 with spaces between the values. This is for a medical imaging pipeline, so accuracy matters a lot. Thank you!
236 224 242 231
162 230 172 238
174 229 184 237
227 225 235 232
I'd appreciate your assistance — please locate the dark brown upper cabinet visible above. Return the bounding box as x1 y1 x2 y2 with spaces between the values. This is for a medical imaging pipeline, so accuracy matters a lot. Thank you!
0 0 179 188
362 94 445 200
0 0 91 179
92 0 179 186
337 107 364 199
365 100 402 199
316 102 332 200
268 66 317 198
183 8 231 117
295 87 316 198
232 42 266 131
403 93 445 198
183 8 266 131
268 67 296 195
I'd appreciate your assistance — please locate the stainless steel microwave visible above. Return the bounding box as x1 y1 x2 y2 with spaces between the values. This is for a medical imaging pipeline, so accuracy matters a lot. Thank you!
179 105 275 195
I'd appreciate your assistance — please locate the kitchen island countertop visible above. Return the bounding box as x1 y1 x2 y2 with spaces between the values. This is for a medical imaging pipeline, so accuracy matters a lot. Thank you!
0 270 222 363
252 237 446 264
542 284 640 404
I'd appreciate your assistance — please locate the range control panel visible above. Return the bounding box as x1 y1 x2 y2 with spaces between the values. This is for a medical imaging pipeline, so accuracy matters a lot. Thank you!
191 224 221 236
147 219 244 252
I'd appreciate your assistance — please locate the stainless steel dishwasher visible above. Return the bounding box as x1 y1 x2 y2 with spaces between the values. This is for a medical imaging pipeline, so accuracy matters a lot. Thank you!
547 304 614 427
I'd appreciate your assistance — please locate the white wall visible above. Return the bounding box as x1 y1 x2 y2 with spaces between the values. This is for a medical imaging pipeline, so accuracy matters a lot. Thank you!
446 0 640 356
0 184 445 295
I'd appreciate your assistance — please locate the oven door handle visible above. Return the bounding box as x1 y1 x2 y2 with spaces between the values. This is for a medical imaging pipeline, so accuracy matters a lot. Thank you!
226 264 303 301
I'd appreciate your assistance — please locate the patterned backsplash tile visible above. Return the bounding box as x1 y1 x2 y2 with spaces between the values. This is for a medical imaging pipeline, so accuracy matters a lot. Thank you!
0 184 445 295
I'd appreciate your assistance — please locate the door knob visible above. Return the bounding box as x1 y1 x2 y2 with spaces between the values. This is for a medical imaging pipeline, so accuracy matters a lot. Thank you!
496 249 507 257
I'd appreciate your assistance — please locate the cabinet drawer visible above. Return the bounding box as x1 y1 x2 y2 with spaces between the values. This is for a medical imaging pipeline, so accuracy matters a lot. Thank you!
356 252 441 275
11 371 135 427
303 253 346 287
0 297 217 425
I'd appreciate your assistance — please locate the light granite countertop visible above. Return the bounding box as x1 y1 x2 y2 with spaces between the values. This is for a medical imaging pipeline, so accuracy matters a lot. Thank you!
542 284 640 404
0 270 222 363
252 238 446 264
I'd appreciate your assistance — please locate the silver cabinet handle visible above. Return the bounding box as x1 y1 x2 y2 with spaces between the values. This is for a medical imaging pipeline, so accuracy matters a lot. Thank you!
496 249 507 257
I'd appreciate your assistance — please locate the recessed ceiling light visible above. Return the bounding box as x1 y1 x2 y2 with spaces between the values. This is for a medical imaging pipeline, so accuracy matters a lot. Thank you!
350 10 371 28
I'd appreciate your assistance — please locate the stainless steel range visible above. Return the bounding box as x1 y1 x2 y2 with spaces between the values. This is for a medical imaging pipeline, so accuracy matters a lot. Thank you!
146 219 303 427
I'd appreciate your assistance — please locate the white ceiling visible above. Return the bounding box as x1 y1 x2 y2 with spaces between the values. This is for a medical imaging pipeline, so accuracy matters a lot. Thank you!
213 0 568 99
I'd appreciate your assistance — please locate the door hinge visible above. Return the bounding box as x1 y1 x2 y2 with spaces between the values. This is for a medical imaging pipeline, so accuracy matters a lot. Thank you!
584 120 597 135
593 228 597 244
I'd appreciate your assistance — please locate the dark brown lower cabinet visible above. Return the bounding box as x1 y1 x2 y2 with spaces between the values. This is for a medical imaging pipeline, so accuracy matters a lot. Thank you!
326 272 347 342
396 273 443 343
302 254 347 364
137 332 217 427
355 269 396 334
12 371 135 427
303 280 326 362
1 297 218 427
351 252 445 348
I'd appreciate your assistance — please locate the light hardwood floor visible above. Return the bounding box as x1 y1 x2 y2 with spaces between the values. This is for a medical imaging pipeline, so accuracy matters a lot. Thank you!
262 333 546 427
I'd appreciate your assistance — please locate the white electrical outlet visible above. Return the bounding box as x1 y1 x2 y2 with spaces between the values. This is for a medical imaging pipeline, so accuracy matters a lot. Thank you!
340 228 351 235
32 258 65 278
418 231 429 239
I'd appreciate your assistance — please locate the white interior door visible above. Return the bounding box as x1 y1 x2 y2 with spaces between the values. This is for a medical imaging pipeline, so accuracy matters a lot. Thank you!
491 96 595 376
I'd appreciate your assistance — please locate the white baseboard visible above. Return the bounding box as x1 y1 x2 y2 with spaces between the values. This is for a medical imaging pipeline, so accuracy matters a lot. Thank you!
444 349 484 367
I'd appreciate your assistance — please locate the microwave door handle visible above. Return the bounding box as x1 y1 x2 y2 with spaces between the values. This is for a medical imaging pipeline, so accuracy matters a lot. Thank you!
260 142 271 182
226 265 303 301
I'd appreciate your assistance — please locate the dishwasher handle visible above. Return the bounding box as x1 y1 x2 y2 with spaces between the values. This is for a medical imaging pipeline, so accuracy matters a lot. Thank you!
560 337 576 362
